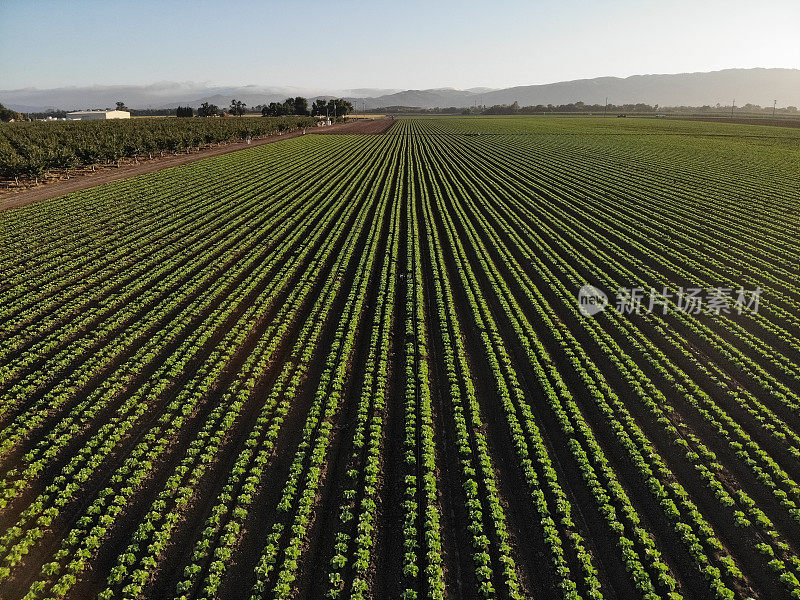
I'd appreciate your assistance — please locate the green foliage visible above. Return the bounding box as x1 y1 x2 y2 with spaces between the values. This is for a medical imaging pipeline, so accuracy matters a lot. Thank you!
0 114 315 179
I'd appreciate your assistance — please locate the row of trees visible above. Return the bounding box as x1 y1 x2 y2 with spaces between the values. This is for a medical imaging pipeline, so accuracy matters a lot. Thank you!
377 102 668 115
9 98 800 122
369 101 800 116
186 98 353 118
261 97 353 117
479 101 800 115
192 101 247 117
479 101 646 114
261 97 309 117
0 96 355 124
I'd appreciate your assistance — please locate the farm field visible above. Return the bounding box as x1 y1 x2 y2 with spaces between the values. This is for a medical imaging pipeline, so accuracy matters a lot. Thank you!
0 115 799 600
0 116 317 183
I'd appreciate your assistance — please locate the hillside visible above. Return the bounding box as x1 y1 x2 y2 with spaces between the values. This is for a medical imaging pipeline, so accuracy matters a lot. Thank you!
353 69 800 109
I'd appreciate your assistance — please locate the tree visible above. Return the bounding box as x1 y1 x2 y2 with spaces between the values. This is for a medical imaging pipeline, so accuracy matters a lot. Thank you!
262 101 295 117
281 98 296 115
176 106 194 117
293 97 309 116
311 99 328 116
0 103 23 122
262 102 280 117
116 101 128 111
326 98 353 118
229 99 247 116
198 102 221 117
336 98 353 116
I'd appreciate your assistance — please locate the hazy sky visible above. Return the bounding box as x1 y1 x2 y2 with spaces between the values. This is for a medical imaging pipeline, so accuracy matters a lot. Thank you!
2 0 799 90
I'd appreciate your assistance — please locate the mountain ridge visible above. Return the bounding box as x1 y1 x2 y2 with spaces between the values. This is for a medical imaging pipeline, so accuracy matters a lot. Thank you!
2 68 798 112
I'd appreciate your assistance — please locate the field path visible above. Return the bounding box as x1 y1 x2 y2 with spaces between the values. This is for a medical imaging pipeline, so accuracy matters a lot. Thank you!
0 117 395 212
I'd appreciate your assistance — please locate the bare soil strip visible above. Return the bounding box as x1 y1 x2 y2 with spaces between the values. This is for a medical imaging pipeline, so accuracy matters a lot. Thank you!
315 117 396 135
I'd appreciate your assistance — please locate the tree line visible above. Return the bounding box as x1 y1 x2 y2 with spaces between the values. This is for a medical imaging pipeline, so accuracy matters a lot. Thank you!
480 101 799 115
5 97 354 121
261 97 353 117
176 98 354 118
369 101 800 116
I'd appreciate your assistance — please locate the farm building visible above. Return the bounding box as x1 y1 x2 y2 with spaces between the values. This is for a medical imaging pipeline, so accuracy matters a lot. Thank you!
66 110 130 120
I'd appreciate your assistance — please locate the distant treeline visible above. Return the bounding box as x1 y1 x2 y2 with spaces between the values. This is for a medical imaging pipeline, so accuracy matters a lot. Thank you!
261 98 353 118
367 102 800 116
17 97 355 120
14 99 800 121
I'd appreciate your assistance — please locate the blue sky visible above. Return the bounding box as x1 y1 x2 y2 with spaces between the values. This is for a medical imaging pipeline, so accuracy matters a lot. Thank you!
2 0 799 90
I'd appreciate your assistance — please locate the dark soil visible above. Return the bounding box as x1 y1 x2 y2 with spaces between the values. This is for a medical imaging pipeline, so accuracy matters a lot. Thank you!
315 117 396 135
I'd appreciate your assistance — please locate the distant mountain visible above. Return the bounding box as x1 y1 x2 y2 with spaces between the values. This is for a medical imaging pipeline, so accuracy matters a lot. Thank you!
473 69 800 108
2 69 798 112
350 69 800 109
341 88 402 97
0 83 394 113
347 88 479 110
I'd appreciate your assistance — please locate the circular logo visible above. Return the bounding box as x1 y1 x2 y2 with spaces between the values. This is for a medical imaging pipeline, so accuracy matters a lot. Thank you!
578 284 608 316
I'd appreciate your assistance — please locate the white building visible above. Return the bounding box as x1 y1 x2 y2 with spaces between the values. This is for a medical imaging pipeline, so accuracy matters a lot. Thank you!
66 110 131 120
